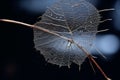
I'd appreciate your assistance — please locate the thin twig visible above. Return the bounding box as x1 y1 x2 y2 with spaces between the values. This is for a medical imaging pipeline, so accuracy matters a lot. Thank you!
0 19 71 41
73 41 110 80
0 19 110 80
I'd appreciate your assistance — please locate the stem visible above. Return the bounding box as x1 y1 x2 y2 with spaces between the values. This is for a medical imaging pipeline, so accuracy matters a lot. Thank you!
73 41 110 80
0 19 110 80
0 19 71 41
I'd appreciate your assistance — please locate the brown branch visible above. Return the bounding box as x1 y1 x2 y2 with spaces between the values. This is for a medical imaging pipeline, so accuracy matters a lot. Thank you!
0 19 110 80
0 19 71 41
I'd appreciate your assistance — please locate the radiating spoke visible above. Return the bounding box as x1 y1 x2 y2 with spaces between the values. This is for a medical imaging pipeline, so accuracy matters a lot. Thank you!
44 14 66 22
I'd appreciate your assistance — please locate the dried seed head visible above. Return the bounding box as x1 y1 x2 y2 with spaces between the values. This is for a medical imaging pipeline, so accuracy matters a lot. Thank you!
33 0 101 68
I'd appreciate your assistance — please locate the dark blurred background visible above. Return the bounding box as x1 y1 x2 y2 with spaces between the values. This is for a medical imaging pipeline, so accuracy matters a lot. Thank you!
0 0 120 80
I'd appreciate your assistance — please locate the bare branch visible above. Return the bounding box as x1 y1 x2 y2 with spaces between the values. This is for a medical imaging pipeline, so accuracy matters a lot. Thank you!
0 19 110 80
0 19 71 41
